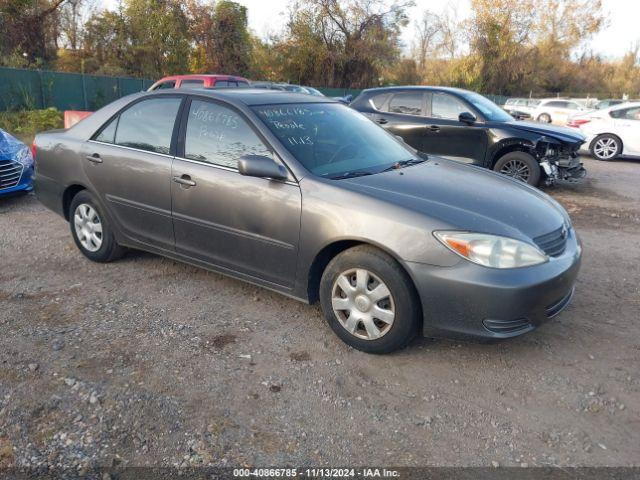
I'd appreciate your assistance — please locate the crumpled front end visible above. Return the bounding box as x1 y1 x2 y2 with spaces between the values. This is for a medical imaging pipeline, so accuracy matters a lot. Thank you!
0 129 34 196
535 138 587 185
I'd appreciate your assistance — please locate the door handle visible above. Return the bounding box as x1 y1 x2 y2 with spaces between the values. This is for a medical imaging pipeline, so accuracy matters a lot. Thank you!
376 118 389 125
86 153 102 163
428 125 441 132
173 174 196 187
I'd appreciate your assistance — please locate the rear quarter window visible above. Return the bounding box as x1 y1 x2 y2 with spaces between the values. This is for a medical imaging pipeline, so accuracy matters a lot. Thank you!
370 93 391 110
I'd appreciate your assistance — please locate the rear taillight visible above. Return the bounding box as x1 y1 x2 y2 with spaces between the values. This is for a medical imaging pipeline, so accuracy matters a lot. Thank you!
31 140 37 162
567 118 591 128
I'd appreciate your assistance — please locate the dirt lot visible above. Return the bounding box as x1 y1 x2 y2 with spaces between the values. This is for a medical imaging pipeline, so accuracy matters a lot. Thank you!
1 156 639 472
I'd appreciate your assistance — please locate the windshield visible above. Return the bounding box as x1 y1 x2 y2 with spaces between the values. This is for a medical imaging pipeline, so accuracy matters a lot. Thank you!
304 87 324 97
253 103 420 179
461 92 514 122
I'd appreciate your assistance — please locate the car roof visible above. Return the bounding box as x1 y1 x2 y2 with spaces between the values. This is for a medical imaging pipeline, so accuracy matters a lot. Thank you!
360 86 473 96
146 88 336 106
156 74 248 81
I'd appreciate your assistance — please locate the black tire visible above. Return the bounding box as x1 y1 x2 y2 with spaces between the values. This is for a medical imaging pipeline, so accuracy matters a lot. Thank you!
537 113 552 123
493 151 541 186
590 134 622 161
319 245 420 354
69 190 124 262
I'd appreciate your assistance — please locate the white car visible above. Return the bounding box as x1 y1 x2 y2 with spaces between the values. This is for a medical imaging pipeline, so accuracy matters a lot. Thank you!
532 99 585 125
503 98 540 117
567 102 640 160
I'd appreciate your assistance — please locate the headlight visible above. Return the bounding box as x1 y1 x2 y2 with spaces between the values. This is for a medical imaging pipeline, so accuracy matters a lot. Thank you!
434 232 548 269
15 146 34 167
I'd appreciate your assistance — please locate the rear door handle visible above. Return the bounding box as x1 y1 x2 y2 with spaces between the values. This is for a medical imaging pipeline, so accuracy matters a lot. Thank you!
86 153 102 163
428 125 440 132
377 118 389 125
173 174 196 187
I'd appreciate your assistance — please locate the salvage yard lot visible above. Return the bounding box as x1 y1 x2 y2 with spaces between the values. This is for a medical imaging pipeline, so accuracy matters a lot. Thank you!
1 157 639 469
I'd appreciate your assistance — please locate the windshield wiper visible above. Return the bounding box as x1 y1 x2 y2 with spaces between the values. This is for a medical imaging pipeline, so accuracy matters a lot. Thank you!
329 170 376 180
379 157 427 173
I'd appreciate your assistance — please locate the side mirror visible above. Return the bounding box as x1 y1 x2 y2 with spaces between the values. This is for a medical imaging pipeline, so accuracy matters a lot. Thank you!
458 111 477 124
238 155 288 181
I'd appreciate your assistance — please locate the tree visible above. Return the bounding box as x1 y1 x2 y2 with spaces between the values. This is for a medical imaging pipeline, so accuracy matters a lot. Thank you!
210 0 252 75
0 0 68 65
467 0 538 94
283 0 413 87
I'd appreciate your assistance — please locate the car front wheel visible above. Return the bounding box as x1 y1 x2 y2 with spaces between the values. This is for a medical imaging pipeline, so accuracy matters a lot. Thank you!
319 245 420 354
493 151 541 186
590 134 621 161
69 190 124 262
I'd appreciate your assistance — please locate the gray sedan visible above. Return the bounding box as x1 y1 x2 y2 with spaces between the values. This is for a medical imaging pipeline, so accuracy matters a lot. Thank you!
33 89 581 353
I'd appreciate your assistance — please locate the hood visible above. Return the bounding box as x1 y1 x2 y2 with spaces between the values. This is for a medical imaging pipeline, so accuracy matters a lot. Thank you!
0 129 33 165
341 159 569 241
503 120 586 144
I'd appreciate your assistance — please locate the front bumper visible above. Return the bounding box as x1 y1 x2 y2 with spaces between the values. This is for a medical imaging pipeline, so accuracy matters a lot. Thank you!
406 229 582 340
541 156 586 184
0 165 33 196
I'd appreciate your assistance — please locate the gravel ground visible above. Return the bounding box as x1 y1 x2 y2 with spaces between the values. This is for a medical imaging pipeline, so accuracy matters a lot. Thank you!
1 156 639 472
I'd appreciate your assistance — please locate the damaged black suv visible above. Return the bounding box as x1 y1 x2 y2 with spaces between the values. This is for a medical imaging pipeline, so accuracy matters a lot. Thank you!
350 86 586 186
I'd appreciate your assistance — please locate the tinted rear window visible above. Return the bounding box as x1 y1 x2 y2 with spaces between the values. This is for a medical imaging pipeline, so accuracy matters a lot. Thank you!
113 98 182 154
388 92 423 115
179 80 204 88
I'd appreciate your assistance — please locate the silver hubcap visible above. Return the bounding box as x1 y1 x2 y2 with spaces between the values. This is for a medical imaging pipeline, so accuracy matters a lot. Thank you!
500 159 530 182
331 268 395 340
594 138 617 159
73 203 103 252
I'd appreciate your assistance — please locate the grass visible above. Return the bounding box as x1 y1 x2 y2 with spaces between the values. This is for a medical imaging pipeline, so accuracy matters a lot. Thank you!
0 108 64 145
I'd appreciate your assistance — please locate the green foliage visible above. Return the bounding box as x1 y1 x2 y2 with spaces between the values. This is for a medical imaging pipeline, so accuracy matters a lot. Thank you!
0 0 638 97
0 108 63 138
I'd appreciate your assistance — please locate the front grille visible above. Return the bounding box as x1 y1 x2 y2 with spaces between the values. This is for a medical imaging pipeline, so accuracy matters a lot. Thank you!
483 318 532 335
546 288 575 318
0 160 23 190
534 226 567 257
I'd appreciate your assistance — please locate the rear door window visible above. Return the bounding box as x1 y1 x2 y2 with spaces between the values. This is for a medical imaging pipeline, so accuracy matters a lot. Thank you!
546 101 567 108
112 98 182 154
179 79 205 89
214 80 229 88
388 92 424 116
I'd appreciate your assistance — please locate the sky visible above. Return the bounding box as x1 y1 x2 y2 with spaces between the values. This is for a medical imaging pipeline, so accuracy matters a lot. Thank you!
102 0 640 59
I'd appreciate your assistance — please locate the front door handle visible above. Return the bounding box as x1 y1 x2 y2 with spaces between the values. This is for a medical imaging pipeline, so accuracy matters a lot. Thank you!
377 118 389 125
428 125 441 132
86 153 102 163
173 174 196 187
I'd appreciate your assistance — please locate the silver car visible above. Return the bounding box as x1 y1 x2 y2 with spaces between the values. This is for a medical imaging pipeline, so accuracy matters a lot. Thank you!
34 89 582 353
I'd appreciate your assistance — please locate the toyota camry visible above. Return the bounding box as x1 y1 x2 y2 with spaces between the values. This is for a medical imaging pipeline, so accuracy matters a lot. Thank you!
33 89 582 353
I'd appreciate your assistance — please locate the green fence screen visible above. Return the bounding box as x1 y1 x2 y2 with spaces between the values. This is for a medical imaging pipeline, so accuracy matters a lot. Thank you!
0 67 155 111
0 66 507 111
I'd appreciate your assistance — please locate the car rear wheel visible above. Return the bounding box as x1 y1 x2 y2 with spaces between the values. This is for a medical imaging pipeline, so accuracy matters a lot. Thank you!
537 113 552 123
69 191 124 262
590 134 621 161
319 245 420 354
493 151 541 186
